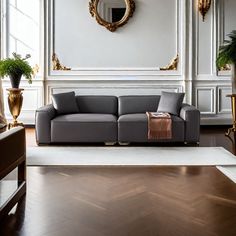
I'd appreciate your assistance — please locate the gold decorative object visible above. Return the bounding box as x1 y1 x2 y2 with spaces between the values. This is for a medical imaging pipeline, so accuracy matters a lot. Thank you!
198 0 211 21
89 0 135 32
219 64 231 71
7 88 24 129
52 53 71 70
225 94 236 137
160 55 179 71
33 64 40 75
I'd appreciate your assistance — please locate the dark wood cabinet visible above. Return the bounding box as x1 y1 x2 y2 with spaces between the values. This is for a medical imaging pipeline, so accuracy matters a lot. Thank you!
0 127 26 220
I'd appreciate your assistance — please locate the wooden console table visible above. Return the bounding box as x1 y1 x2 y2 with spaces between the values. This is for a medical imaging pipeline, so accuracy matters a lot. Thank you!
0 127 26 220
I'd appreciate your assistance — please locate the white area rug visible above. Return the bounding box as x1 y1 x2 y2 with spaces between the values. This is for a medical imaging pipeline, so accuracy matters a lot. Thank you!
217 166 236 183
27 146 236 166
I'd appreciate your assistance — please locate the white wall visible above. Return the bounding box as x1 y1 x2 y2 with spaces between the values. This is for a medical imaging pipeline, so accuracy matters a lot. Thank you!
54 0 177 68
1 0 236 125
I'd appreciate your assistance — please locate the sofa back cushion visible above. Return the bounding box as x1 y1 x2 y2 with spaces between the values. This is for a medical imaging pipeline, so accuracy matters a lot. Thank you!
119 96 160 116
52 92 79 115
157 92 185 116
76 96 118 115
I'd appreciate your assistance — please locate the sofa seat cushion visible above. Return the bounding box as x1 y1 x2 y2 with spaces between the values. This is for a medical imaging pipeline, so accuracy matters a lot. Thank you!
118 113 185 142
118 113 148 123
51 114 117 143
53 113 117 123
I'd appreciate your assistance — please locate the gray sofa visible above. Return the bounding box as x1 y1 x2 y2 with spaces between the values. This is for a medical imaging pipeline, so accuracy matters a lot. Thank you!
35 95 200 145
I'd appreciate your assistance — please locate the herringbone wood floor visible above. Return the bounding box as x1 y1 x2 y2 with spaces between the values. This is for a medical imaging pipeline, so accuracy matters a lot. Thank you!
0 127 236 236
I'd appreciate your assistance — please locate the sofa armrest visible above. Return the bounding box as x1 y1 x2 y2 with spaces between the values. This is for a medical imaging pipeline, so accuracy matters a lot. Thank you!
35 104 56 144
180 104 200 143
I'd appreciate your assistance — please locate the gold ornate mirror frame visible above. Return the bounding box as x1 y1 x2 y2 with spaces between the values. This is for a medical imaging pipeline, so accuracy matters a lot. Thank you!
89 0 135 32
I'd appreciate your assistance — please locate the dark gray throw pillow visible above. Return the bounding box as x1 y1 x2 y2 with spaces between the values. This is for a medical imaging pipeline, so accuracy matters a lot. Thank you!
157 91 185 116
51 91 79 115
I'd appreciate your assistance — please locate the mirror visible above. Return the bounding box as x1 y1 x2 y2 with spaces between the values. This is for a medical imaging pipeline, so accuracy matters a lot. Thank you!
97 0 126 23
89 0 135 32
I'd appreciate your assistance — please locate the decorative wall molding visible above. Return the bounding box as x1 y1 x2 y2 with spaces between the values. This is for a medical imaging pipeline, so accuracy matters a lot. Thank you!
190 0 233 124
193 78 232 123
52 53 71 70
45 81 184 104
194 0 215 77
159 55 179 71
195 87 216 114
47 0 183 75
217 86 231 114
198 0 212 22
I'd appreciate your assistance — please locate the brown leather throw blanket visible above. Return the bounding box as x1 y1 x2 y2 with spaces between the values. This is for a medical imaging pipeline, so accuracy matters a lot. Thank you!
146 112 172 140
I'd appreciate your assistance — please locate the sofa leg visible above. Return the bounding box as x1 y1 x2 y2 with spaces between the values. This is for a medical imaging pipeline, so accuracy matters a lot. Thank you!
37 142 49 146
184 141 200 146
105 142 116 146
119 142 130 146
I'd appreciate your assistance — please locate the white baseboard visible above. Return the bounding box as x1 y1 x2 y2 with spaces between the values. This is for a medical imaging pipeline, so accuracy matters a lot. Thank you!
201 114 232 125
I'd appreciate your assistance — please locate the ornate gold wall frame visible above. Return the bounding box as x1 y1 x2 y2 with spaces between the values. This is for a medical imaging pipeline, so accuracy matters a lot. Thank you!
52 53 71 71
89 0 135 32
198 0 211 22
159 55 179 71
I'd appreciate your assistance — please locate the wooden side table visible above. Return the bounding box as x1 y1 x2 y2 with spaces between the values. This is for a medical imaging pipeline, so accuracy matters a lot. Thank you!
7 88 24 129
0 127 26 220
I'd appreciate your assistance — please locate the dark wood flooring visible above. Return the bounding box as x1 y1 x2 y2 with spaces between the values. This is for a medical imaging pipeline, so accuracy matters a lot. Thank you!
200 126 233 152
0 126 236 236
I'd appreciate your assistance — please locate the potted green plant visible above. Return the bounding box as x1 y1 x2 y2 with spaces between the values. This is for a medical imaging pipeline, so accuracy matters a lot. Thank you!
0 52 34 88
217 30 236 93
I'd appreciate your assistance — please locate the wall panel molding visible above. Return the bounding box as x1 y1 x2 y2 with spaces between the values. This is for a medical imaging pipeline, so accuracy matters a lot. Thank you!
195 87 216 114
194 0 215 77
46 0 185 76
217 86 231 114
45 80 184 104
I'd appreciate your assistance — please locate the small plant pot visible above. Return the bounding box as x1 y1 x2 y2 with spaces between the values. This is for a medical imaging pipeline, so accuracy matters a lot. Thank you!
9 74 22 88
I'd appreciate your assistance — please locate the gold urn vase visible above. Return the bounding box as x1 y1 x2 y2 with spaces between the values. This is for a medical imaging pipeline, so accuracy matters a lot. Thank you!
7 88 24 129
